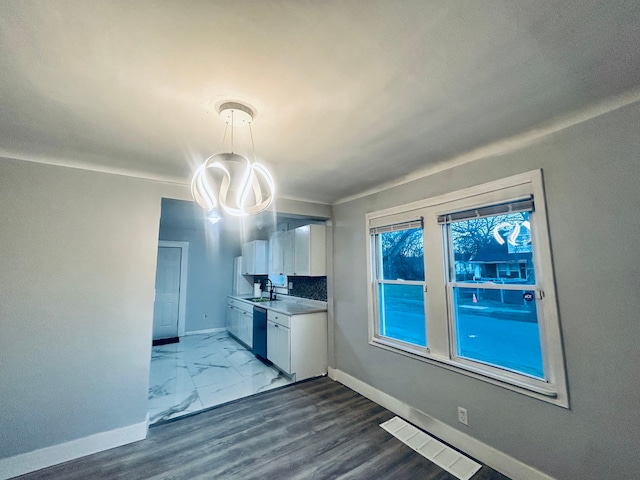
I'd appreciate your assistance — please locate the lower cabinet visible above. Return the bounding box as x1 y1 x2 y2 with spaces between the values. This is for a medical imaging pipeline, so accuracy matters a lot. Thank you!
267 319 291 373
227 297 328 381
266 311 291 373
238 308 253 347
226 304 239 337
227 299 253 349
266 309 327 381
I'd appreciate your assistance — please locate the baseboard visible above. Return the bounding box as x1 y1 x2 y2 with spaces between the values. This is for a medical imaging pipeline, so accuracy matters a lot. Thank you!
327 367 555 480
0 419 148 480
183 327 226 336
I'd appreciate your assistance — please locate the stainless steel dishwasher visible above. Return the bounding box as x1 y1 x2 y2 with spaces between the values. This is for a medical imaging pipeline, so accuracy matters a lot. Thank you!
252 306 268 362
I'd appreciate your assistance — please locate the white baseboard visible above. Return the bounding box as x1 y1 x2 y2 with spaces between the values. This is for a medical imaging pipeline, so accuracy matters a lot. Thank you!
183 327 226 336
328 367 555 480
0 419 148 480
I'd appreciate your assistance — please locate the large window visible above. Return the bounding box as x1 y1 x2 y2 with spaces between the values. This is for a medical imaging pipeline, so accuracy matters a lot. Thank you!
366 171 568 406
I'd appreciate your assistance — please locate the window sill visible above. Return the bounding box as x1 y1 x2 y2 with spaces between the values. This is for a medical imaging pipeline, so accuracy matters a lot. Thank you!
369 338 567 407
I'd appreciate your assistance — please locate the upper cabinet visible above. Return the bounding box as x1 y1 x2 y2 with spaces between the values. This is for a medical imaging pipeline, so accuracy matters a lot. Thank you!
293 224 326 276
269 231 283 275
270 224 326 277
242 240 268 275
281 230 296 274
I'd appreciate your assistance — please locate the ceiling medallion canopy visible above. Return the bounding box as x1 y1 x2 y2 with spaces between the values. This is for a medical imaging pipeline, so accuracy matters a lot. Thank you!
191 102 275 218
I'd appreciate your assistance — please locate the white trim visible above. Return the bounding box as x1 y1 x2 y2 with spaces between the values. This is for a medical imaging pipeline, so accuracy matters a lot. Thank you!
157 240 189 337
366 171 534 223
0 420 148 480
183 327 227 336
334 85 640 205
328 367 556 480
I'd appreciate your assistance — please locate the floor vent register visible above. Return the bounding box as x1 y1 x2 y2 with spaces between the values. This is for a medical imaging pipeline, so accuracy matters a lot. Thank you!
380 416 481 480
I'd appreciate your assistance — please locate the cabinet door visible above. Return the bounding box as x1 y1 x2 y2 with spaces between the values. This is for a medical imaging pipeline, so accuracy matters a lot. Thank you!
291 224 326 277
226 305 235 334
277 325 291 373
243 309 253 347
293 226 310 275
235 308 242 338
232 307 241 337
238 309 246 344
307 225 326 276
269 232 284 275
267 321 278 364
243 241 268 275
241 243 255 275
282 230 295 275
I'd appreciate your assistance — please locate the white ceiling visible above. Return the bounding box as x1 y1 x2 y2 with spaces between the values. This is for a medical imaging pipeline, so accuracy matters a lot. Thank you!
1 1 639 205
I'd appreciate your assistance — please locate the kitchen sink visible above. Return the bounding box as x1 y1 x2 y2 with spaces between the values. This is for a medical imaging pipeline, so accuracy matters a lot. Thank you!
249 297 279 303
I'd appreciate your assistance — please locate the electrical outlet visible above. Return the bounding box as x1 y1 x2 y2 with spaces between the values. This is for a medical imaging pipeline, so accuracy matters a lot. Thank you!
458 407 468 426
288 282 293 289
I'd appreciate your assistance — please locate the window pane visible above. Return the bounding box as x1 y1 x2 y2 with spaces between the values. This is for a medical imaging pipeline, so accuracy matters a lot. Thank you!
453 287 543 378
378 283 426 347
449 212 535 284
379 228 424 281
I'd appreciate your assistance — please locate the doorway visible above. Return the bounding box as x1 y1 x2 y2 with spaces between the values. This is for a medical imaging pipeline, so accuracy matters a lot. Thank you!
152 240 189 342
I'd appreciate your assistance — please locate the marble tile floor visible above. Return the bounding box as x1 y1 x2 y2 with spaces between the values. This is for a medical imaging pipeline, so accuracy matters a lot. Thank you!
148 331 293 425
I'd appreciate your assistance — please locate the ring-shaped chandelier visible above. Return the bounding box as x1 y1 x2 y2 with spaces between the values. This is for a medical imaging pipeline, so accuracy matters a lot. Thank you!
191 102 275 217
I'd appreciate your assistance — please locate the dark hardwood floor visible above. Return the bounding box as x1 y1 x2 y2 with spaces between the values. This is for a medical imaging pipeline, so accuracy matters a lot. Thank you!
15 377 511 480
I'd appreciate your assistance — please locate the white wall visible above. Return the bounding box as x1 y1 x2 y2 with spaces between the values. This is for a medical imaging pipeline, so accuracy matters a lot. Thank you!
0 159 189 469
331 102 640 479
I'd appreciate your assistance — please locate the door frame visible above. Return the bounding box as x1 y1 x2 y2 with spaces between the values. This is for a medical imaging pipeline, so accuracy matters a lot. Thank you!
157 240 189 337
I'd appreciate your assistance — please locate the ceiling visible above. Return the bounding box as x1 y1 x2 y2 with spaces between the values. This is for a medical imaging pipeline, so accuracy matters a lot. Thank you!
1 1 639 205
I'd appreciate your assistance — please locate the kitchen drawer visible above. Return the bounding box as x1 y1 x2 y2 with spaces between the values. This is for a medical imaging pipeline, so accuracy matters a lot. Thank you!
267 310 290 328
228 297 253 313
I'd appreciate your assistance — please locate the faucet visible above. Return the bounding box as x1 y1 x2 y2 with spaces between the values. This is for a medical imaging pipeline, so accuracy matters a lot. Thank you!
262 278 275 301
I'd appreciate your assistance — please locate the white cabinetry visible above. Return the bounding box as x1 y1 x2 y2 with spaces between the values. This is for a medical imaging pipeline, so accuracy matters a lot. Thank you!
292 224 325 276
226 298 253 348
269 230 295 276
241 240 268 275
269 231 284 275
266 309 327 380
269 231 281 275
267 315 291 373
282 230 295 275
269 225 325 277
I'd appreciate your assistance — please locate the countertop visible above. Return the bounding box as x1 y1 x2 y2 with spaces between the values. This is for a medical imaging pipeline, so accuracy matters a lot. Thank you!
230 295 328 316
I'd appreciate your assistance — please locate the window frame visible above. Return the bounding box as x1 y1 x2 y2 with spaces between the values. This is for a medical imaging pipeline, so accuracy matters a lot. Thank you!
365 170 569 407
370 222 429 355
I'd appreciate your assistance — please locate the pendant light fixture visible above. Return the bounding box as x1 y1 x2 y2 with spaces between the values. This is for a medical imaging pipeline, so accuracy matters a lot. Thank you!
191 102 275 217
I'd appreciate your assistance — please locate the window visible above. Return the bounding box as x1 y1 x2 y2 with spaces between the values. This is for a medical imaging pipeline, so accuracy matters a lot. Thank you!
441 202 544 379
366 171 568 407
371 221 427 350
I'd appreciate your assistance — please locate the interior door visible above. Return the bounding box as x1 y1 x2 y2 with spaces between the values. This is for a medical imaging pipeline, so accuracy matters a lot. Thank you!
153 246 182 340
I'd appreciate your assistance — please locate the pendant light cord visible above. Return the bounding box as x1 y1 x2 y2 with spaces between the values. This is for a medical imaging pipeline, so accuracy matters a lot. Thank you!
249 123 256 161
221 123 228 149
230 110 234 153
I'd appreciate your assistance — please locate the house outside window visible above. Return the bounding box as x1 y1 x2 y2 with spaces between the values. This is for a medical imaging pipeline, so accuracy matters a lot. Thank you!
366 170 569 407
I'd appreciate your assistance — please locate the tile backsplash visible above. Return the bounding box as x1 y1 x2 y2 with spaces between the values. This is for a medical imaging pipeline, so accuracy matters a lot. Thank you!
288 276 327 302
252 275 327 302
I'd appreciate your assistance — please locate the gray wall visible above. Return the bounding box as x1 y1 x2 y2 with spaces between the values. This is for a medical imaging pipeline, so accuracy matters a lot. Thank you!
158 198 242 332
0 159 188 459
331 102 640 480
